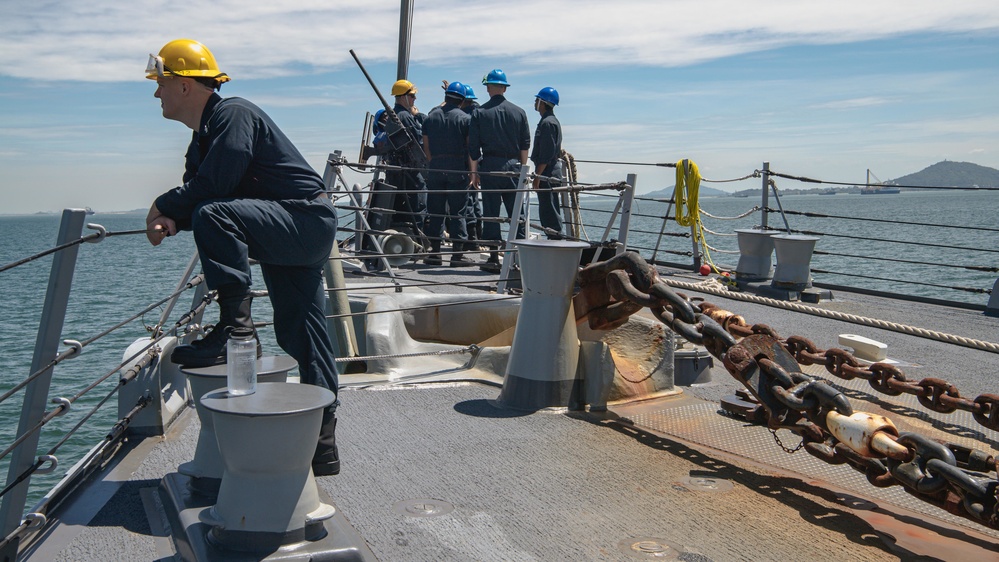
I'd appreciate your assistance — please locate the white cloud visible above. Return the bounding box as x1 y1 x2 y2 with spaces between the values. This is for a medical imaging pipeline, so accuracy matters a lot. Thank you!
248 94 349 109
2 1 999 82
811 97 893 110
1 0 998 212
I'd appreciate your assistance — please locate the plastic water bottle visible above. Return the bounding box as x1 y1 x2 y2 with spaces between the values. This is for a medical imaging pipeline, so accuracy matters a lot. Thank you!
226 328 257 396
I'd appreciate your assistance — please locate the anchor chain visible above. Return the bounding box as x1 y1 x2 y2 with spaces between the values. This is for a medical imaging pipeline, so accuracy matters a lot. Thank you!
781 335 999 431
576 252 999 531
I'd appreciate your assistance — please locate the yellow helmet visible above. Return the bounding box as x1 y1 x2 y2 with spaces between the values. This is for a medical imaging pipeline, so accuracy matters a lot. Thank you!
391 79 417 96
146 39 231 85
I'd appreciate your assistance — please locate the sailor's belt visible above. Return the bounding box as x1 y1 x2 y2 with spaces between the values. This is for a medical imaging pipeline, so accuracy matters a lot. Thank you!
482 152 519 159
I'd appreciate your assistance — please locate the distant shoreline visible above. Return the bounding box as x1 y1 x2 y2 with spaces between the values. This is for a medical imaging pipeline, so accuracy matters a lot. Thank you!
0 209 146 218
5 187 998 216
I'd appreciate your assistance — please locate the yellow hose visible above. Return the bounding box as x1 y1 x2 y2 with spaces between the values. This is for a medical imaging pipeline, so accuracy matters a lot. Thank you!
673 159 727 278
674 159 700 228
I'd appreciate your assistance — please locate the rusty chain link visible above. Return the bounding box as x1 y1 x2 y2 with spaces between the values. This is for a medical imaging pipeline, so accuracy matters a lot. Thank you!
781 334 999 431
576 252 999 531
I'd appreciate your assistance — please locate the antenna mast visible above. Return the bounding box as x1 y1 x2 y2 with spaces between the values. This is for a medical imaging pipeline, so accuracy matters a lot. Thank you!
397 0 414 80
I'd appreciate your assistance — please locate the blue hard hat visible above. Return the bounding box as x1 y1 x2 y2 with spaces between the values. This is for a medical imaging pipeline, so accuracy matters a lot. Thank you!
373 109 386 134
535 87 559 106
482 68 510 86
463 84 477 100
445 81 466 98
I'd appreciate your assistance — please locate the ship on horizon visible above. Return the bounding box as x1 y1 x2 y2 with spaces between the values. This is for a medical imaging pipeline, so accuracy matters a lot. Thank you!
860 168 900 194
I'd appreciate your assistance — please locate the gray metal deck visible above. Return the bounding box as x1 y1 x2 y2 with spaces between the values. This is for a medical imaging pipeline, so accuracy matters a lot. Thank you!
17 264 999 561
27 375 999 561
317 382 906 562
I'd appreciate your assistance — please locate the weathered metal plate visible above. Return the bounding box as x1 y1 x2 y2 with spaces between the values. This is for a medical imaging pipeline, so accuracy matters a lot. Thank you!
613 362 999 559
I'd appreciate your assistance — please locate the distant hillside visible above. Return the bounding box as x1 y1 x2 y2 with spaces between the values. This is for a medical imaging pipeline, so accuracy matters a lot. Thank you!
890 161 999 188
630 160 999 198
725 160 999 196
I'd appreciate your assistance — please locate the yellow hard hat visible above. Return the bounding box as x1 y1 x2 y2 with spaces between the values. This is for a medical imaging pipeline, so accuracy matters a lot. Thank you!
391 79 417 96
146 39 231 85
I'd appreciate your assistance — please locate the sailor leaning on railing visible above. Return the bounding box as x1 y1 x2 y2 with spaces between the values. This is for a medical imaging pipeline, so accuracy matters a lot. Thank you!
143 38 341 476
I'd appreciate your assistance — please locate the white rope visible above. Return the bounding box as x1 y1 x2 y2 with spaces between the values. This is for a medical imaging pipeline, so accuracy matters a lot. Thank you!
699 206 760 220
702 244 740 255
700 225 738 237
662 277 999 355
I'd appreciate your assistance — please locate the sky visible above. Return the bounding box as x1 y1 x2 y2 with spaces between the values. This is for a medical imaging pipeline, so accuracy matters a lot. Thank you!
1 0 998 214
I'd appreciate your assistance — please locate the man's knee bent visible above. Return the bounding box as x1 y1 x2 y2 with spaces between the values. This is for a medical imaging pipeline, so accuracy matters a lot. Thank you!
191 200 240 234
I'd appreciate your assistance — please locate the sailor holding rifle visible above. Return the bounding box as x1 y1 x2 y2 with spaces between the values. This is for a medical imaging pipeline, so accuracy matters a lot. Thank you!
384 79 428 231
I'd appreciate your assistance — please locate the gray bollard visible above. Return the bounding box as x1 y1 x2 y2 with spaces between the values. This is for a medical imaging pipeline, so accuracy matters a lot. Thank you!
988 278 999 317
178 356 296 494
734 228 782 280
497 239 589 410
771 234 820 289
199 383 337 551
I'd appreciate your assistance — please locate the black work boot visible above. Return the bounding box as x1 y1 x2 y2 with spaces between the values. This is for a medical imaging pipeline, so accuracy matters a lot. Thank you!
171 292 260 368
479 251 501 273
450 253 473 267
424 241 443 266
312 407 340 476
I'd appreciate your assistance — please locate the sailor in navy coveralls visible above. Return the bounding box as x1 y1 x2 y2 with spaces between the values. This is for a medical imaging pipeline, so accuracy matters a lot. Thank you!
468 69 530 272
143 39 340 476
421 81 473 266
385 79 428 230
530 87 564 238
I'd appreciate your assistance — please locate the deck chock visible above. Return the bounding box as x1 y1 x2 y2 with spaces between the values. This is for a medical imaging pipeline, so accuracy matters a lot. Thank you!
159 382 375 560
177 356 296 493
838 334 888 362
120 336 190 437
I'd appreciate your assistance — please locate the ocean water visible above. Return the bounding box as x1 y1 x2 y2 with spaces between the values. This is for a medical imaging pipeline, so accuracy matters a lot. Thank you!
0 211 277 505
584 188 998 304
0 189 996 506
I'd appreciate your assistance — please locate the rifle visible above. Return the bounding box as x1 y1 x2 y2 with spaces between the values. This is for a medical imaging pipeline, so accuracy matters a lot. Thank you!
349 49 428 170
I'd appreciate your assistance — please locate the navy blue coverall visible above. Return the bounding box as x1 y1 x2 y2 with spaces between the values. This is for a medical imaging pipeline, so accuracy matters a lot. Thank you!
468 94 530 243
422 101 470 249
461 101 483 236
154 93 340 403
530 109 564 237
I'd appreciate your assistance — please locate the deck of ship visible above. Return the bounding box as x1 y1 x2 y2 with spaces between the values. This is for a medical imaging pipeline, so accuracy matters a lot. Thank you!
17 263 999 561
